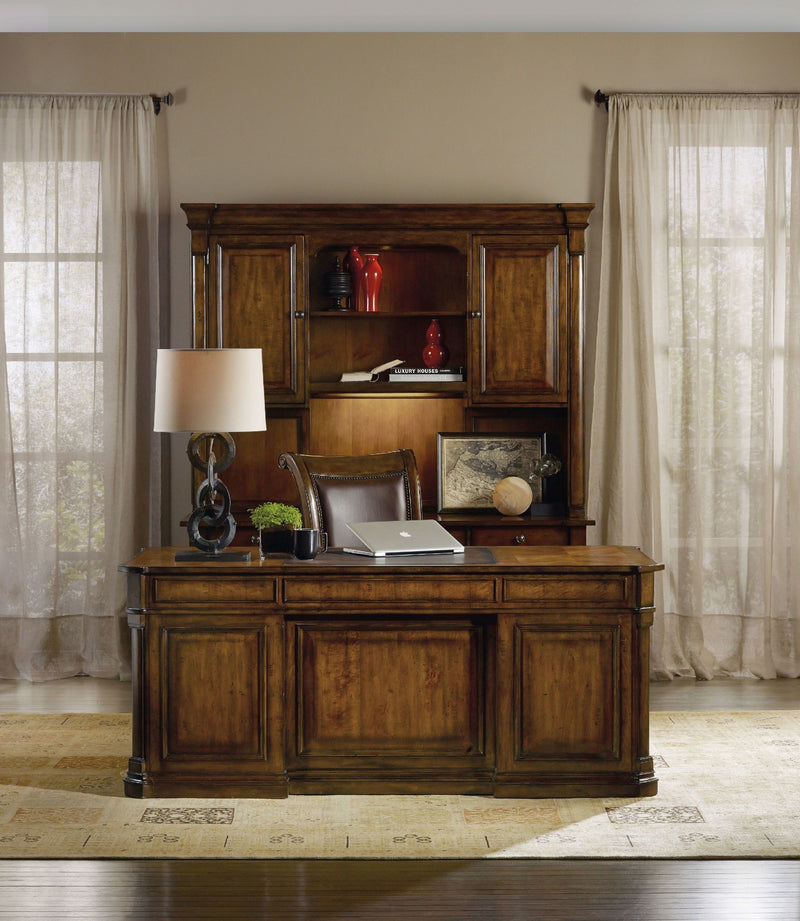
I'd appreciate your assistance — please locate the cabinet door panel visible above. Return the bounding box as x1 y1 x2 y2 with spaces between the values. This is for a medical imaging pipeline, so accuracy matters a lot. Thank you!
497 615 628 771
472 235 567 404
211 235 305 404
149 617 284 775
291 620 488 761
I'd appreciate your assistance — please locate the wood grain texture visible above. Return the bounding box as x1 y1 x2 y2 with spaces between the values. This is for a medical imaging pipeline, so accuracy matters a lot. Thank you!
473 236 565 400
309 396 463 510
213 235 305 403
1 859 799 921
293 621 486 756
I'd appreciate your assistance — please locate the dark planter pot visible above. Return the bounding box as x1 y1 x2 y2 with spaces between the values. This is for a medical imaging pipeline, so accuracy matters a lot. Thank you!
257 527 294 556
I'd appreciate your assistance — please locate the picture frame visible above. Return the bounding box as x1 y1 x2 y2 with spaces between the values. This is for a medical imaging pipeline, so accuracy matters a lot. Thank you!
436 432 544 512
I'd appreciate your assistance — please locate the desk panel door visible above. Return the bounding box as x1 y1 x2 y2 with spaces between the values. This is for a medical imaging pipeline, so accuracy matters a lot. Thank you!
289 619 491 765
495 610 634 796
147 614 285 777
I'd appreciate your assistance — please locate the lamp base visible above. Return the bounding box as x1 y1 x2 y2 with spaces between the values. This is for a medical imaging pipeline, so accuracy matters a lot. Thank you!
173 548 252 562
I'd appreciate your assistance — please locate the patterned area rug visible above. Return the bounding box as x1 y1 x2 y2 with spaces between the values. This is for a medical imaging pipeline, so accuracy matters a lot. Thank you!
1 711 799 859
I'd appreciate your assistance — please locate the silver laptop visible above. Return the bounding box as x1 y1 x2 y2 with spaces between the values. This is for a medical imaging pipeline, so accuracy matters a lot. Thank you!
343 519 465 557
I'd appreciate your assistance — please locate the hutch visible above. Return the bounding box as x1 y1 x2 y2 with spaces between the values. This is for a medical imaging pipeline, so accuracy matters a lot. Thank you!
181 203 594 545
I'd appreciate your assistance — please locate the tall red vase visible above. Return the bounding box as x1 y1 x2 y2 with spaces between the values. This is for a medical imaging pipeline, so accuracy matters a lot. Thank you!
422 318 449 368
343 245 364 311
360 253 382 313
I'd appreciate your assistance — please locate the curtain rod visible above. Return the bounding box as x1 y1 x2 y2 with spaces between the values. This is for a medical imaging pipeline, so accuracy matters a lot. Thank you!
0 92 174 114
595 89 799 109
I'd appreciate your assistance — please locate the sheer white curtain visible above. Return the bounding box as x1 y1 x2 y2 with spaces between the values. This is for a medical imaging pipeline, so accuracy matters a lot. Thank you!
589 93 800 679
0 95 160 680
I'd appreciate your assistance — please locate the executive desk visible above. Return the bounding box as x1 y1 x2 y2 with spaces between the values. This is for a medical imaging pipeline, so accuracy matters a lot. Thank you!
120 545 663 799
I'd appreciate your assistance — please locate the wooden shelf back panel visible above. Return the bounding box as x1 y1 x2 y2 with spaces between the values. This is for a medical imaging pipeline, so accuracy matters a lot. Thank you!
200 418 305 511
309 396 464 508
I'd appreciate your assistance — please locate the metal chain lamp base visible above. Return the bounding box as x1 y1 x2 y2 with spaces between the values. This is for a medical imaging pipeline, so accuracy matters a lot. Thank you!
174 432 252 562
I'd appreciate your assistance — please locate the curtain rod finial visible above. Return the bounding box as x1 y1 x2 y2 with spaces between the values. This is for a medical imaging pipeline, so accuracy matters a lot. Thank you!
594 90 609 108
152 93 174 115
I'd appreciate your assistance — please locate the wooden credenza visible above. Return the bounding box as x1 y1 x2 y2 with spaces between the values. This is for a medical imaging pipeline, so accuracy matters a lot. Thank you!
120 545 662 799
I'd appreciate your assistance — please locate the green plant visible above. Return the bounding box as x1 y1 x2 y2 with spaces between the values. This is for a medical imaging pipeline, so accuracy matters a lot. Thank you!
248 501 302 531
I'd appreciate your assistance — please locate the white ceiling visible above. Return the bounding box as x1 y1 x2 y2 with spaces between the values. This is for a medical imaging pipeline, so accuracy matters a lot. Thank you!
3 0 800 32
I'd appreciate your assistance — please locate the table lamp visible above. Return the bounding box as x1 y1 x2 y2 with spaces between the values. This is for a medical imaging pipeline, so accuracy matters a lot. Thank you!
154 348 267 561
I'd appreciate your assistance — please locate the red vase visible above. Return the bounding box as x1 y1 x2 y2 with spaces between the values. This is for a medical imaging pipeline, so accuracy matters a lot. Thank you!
422 318 449 368
343 246 364 311
360 253 382 313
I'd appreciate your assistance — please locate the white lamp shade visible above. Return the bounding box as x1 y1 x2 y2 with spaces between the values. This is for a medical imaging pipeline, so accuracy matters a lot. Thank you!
153 348 267 433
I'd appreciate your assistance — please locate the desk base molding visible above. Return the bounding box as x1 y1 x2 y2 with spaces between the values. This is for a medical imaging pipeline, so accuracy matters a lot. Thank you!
288 770 496 797
123 769 657 800
123 771 290 800
492 771 658 799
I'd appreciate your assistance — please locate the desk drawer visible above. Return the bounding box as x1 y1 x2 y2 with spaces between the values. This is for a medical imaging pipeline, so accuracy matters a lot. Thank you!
284 577 497 605
152 577 278 605
471 526 568 547
502 575 629 604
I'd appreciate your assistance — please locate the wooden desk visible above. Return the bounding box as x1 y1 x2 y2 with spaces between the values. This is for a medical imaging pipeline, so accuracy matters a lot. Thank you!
120 545 662 799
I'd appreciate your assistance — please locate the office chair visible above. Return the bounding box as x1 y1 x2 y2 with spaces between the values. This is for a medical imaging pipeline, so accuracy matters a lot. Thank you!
277 449 423 548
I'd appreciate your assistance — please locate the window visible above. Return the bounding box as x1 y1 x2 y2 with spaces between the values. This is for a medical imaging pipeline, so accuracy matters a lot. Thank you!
665 139 794 618
0 93 158 680
589 94 800 678
3 159 106 615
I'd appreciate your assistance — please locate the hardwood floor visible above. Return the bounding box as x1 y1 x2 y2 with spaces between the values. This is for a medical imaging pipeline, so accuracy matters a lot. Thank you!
1 676 799 920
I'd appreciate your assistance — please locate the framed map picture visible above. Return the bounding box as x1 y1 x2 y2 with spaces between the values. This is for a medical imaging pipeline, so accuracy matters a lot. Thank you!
436 432 543 512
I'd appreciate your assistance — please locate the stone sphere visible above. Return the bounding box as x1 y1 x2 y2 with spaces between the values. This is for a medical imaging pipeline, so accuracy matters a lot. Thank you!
492 476 533 516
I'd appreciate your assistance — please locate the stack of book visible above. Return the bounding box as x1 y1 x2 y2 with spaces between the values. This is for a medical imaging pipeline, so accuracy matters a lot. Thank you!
387 366 465 382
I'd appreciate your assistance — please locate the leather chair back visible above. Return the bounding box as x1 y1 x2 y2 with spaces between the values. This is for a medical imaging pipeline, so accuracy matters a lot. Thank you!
278 449 423 548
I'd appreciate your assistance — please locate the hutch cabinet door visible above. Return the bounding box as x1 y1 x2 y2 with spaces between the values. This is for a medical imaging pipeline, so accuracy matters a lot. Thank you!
470 235 568 404
208 234 306 405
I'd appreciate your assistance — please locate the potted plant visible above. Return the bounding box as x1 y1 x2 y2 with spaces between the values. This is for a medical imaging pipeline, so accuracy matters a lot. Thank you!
248 501 303 557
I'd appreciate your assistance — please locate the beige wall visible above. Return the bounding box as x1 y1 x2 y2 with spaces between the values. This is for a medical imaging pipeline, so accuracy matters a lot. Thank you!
2 32 800 538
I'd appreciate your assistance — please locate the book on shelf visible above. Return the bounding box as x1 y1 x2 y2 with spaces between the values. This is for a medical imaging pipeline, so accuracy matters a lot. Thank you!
340 358 404 382
387 366 465 382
